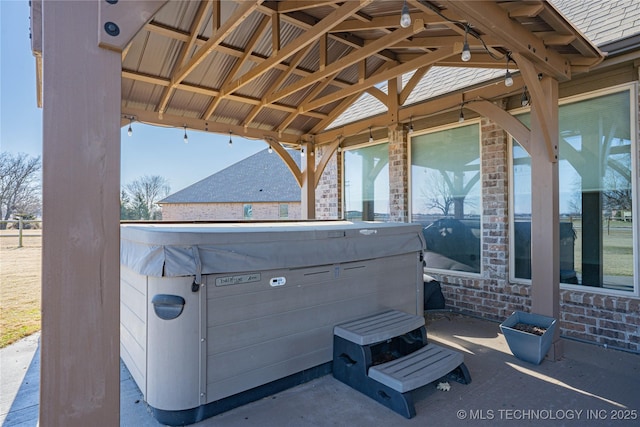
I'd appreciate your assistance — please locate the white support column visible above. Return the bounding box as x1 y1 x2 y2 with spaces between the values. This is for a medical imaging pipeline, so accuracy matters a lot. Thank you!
301 142 316 219
529 76 563 360
40 1 120 424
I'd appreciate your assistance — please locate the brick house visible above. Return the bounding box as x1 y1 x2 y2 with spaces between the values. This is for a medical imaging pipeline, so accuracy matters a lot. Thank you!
159 149 302 220
312 1 640 352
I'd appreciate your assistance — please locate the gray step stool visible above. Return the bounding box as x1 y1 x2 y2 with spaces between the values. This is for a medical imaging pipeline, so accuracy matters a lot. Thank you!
332 310 471 418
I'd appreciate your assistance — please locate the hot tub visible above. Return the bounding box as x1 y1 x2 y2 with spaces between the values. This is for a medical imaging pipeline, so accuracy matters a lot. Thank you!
120 221 425 425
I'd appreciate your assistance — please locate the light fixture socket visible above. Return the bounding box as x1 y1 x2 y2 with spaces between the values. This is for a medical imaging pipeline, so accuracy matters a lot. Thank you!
461 26 471 62
400 1 411 28
521 87 530 107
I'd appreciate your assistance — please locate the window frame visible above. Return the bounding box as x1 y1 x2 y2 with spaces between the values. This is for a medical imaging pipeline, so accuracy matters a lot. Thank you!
341 139 390 221
408 119 484 277
508 82 639 297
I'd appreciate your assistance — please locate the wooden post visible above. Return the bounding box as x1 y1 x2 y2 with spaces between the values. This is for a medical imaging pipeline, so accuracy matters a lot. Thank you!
529 76 563 360
40 1 121 424
18 216 23 248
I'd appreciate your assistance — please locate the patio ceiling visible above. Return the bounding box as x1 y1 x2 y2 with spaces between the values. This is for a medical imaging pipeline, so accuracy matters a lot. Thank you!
106 0 603 146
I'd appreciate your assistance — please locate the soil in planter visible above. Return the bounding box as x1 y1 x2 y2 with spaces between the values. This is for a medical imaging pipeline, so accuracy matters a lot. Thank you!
513 322 547 336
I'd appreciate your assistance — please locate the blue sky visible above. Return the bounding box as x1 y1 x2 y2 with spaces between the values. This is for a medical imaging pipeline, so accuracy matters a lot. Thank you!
1 1 267 194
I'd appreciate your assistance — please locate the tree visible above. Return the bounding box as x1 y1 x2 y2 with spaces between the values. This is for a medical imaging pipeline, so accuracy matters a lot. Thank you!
0 153 42 229
121 175 170 220
421 170 454 216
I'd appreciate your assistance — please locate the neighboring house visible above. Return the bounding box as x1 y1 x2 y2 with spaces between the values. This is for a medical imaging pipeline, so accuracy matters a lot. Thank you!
159 149 301 221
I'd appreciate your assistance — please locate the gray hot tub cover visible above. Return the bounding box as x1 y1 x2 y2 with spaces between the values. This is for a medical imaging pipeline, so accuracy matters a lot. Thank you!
120 221 425 280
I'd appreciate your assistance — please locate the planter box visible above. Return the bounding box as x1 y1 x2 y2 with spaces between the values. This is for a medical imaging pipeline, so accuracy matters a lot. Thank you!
499 311 557 365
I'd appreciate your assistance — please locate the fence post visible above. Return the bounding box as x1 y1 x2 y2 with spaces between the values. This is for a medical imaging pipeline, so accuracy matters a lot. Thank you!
18 217 23 248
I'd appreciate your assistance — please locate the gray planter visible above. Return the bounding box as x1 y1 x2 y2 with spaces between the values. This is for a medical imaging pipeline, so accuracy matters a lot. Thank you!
499 311 557 365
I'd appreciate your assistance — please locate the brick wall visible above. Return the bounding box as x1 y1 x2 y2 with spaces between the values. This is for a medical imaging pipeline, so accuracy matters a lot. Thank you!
315 146 341 220
161 202 301 221
389 125 409 222
419 117 640 352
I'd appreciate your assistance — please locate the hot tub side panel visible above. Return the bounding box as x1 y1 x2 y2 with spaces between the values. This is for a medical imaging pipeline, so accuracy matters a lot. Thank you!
145 275 204 412
120 264 148 397
204 252 423 402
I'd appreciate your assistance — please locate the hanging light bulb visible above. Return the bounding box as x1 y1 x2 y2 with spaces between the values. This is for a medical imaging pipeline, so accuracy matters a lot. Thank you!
400 0 411 28
268 145 273 154
504 54 514 87
228 131 233 147
183 125 188 143
461 25 471 62
504 69 513 87
127 118 133 137
408 116 414 134
521 86 530 107
458 106 465 123
368 126 373 143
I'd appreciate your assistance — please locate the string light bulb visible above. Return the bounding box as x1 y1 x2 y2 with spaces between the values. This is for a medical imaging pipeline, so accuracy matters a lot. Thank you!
183 125 188 143
400 0 411 28
458 106 465 123
368 126 373 143
504 69 513 87
127 118 133 137
268 145 273 154
408 116 414 134
228 131 233 147
461 25 471 62
504 54 514 87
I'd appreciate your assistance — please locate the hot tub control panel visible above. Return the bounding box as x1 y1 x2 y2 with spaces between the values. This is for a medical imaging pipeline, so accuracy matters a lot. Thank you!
270 277 287 287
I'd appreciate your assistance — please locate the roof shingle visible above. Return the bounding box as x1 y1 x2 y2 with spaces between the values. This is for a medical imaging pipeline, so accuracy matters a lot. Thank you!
160 149 301 204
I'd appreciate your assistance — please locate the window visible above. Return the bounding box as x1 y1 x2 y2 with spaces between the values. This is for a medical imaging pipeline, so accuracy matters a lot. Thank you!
411 123 481 273
511 88 636 293
279 203 288 219
343 142 389 221
243 204 252 219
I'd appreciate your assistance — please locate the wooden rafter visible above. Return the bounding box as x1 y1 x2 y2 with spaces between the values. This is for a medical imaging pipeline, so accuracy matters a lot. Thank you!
157 0 263 117
219 0 374 99
399 65 430 105
440 0 571 80
265 19 424 106
202 15 271 120
242 44 315 128
277 75 337 133
301 47 456 113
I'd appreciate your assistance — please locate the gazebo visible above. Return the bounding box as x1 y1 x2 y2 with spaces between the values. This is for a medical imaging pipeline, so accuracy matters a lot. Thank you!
30 1 606 424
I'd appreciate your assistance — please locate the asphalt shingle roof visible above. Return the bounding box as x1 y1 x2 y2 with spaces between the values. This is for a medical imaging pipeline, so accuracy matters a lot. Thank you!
160 149 301 204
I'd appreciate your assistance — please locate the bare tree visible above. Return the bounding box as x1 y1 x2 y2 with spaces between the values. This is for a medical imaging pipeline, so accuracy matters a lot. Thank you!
421 170 454 216
122 175 170 220
0 153 42 228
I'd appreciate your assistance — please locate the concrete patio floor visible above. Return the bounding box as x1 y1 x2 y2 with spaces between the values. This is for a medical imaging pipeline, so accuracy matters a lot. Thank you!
2 312 639 426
